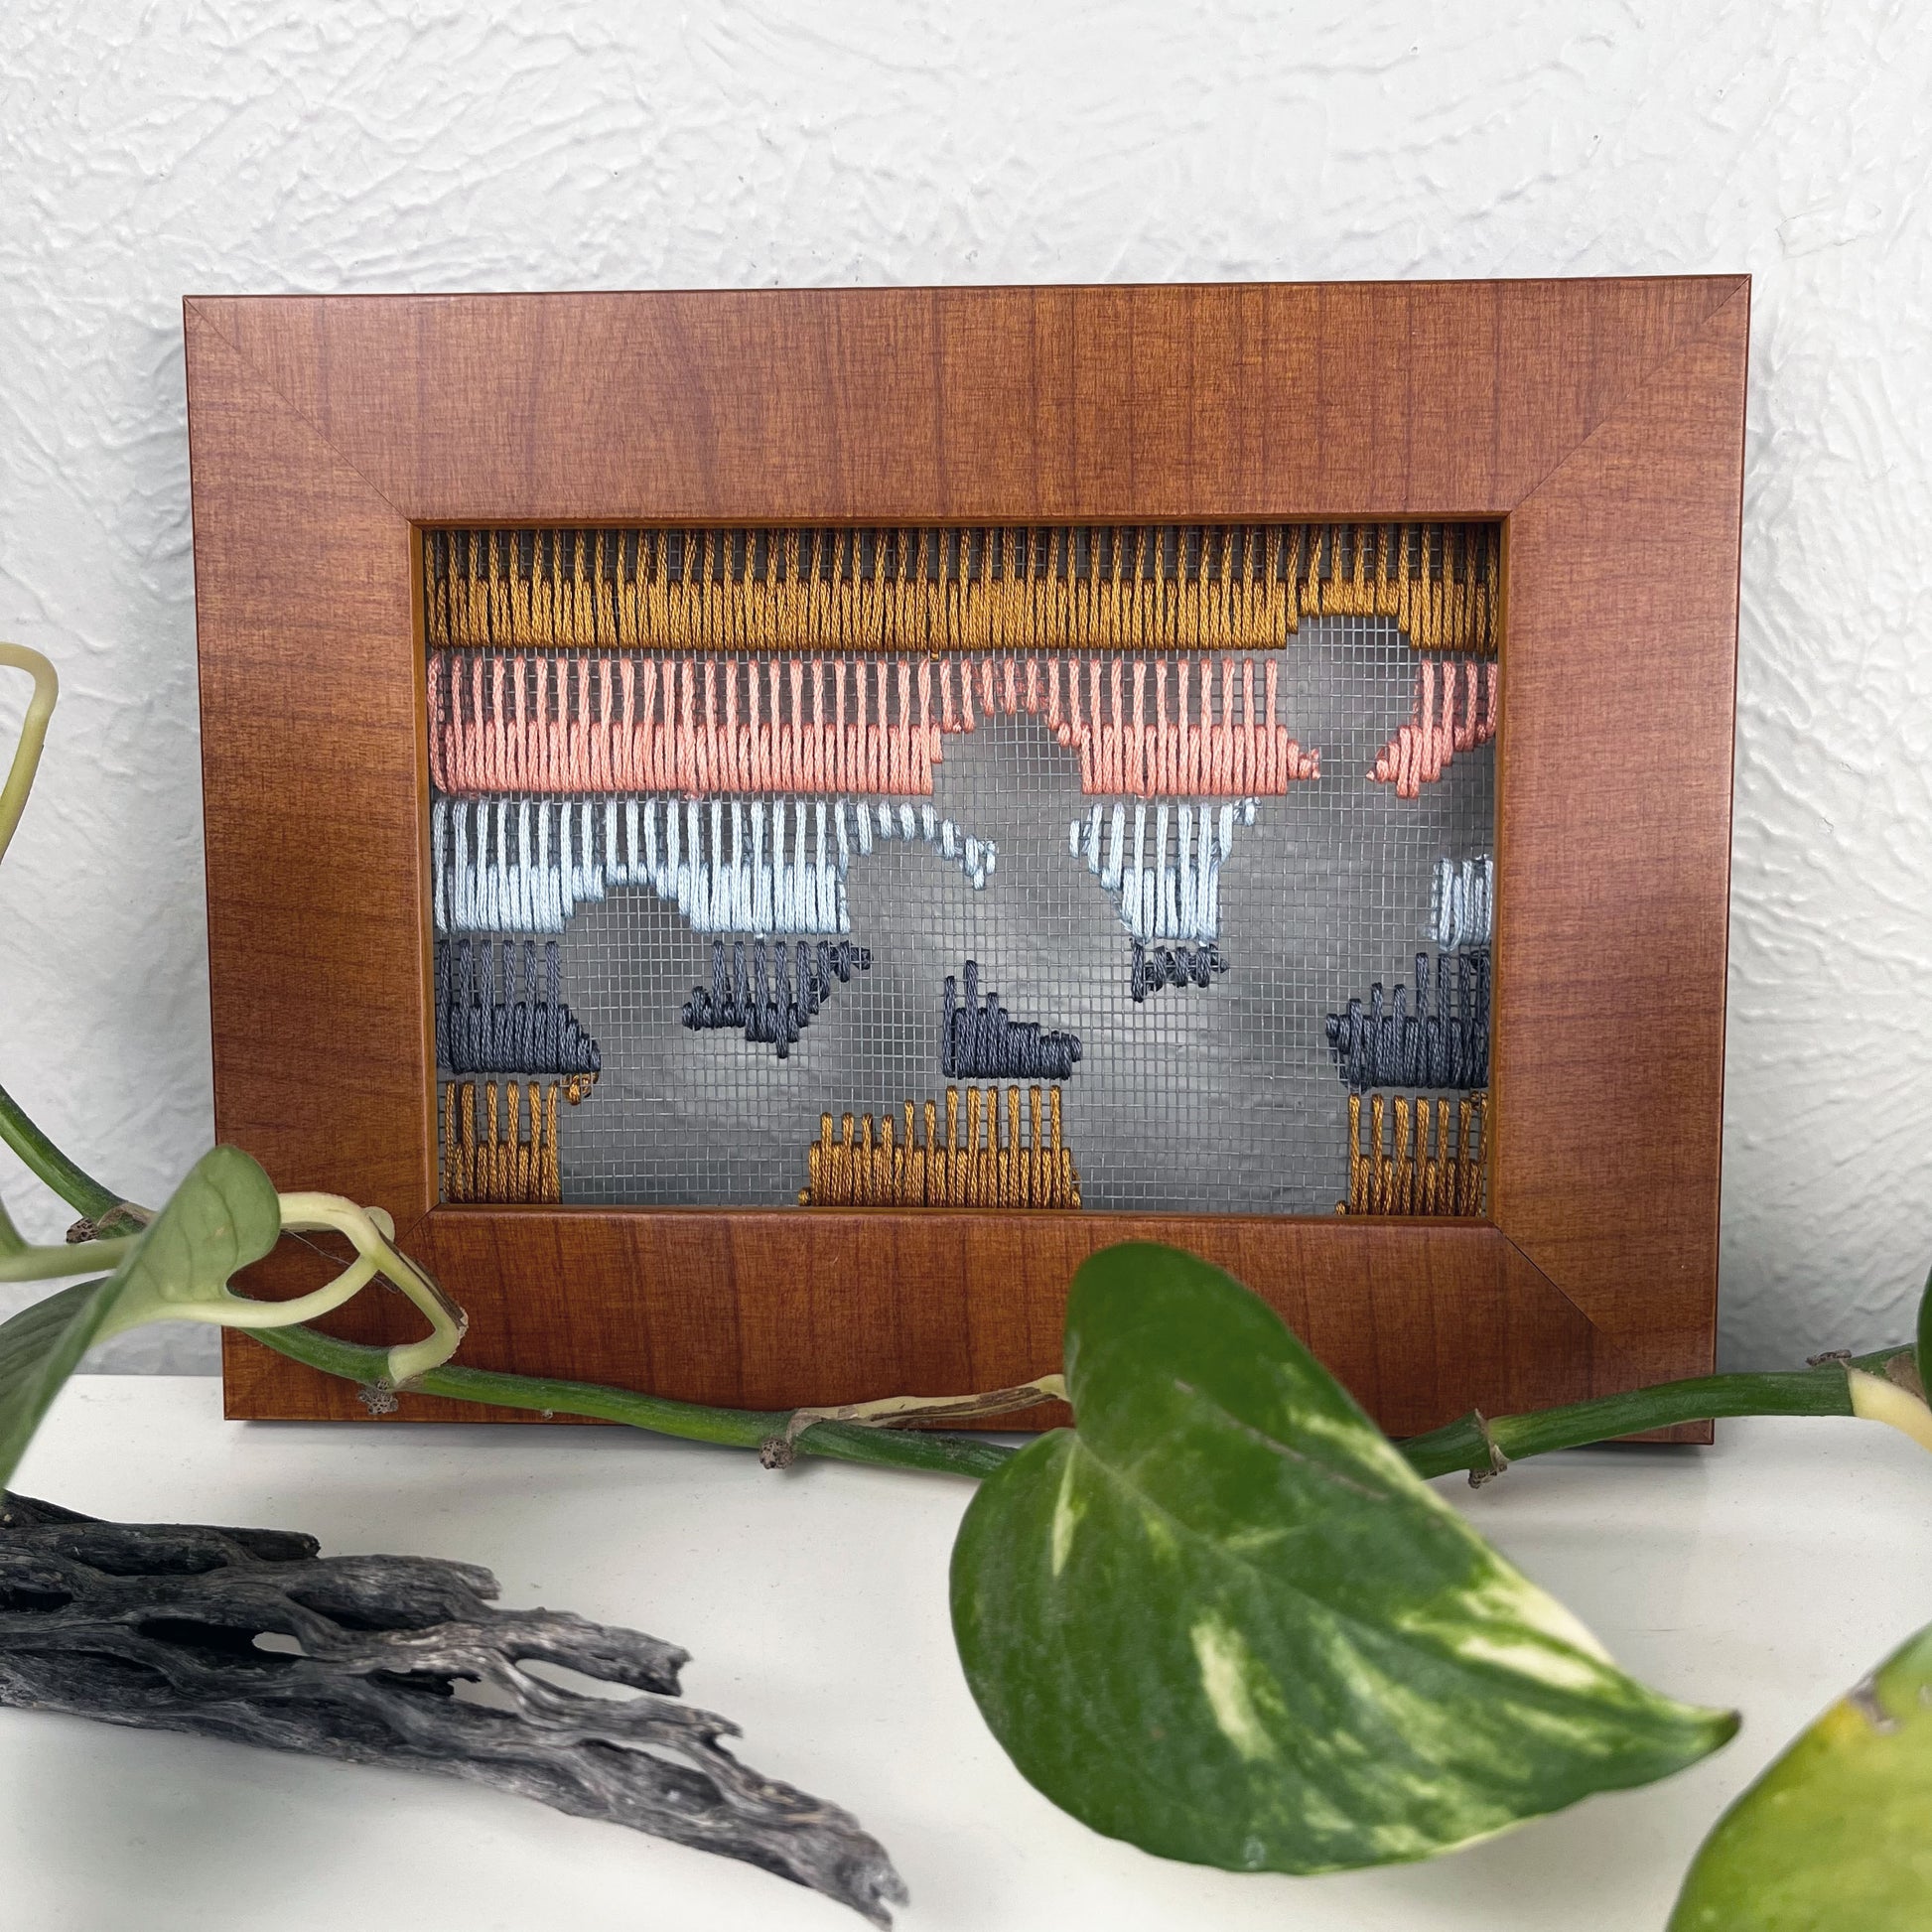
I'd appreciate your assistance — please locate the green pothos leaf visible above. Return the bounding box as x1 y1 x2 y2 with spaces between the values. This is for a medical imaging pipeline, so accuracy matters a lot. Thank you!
1670 1621 1932 1930
949 1242 1737 1873
0 1146 280 1488
0 1276 123 1492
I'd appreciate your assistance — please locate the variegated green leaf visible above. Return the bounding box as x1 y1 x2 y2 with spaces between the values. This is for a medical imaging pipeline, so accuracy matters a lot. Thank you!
0 1146 280 1488
1670 1621 1932 1929
950 1242 1737 1872
87 1144 282 1335
0 1276 123 1490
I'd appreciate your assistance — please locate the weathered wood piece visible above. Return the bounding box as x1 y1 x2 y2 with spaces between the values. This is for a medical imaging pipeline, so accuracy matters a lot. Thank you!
0 1492 905 1925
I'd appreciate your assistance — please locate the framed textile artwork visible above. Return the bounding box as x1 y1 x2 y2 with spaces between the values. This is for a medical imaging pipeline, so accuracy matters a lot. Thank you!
185 278 1746 1439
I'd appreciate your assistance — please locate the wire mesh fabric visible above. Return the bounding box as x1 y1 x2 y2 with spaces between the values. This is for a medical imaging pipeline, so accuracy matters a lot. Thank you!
426 524 1498 1217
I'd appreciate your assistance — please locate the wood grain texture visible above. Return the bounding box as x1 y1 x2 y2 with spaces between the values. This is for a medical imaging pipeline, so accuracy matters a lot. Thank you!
185 313 435 1217
184 280 1747 1435
1493 284 1748 1394
222 1216 1597 1442
188 280 1739 524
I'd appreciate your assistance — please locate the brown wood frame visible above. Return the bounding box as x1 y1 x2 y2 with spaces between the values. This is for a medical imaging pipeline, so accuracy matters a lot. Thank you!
185 279 1747 1438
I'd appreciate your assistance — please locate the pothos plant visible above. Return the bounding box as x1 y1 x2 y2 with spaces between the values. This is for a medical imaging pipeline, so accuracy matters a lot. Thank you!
3 638 1929 1927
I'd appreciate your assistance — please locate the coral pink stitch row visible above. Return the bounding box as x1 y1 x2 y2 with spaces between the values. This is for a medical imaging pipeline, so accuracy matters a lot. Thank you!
428 651 1320 801
432 653 939 798
1047 656 1318 797
1369 658 1499 799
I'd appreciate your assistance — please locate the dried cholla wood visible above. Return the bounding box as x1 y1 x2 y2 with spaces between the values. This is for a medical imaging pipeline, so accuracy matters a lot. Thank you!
0 1493 905 1925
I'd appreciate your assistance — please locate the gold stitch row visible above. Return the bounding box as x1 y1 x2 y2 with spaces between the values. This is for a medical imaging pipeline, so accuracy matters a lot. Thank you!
424 524 1500 658
799 1086 1082 1209
440 1079 563 1204
1337 1092 1488 1218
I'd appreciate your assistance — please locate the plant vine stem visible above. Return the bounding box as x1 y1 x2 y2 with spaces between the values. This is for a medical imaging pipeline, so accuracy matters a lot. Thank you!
1397 1349 1916 1480
0 643 59 871
4 1073 1919 1485
248 1322 1018 1479
251 1320 1918 1488
0 1078 121 1224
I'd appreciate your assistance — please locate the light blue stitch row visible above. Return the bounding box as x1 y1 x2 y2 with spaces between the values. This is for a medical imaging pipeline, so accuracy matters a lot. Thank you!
433 796 995 937
1430 856 1493 950
1065 798 1255 945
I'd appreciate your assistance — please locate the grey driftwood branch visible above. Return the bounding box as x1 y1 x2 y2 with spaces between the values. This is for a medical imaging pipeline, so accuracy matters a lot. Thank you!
0 1492 906 1925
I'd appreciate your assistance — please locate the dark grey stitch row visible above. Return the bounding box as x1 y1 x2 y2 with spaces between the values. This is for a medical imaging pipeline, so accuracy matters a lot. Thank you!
682 939 872 1059
1324 949 1490 1092
436 939 602 1077
1130 941 1228 1001
941 961 1082 1082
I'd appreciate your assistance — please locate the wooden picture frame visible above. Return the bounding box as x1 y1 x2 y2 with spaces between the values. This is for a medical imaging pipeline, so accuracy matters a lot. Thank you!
185 278 1747 1438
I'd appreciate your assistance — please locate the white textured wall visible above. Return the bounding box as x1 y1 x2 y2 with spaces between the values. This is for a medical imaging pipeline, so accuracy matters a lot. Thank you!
1 1 1928 1373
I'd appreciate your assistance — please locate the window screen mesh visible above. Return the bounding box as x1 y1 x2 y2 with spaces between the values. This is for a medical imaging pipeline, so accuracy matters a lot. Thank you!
426 524 1498 1218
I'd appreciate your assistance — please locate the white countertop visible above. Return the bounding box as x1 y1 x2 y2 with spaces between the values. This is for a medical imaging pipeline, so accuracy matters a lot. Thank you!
6 1378 1931 1931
